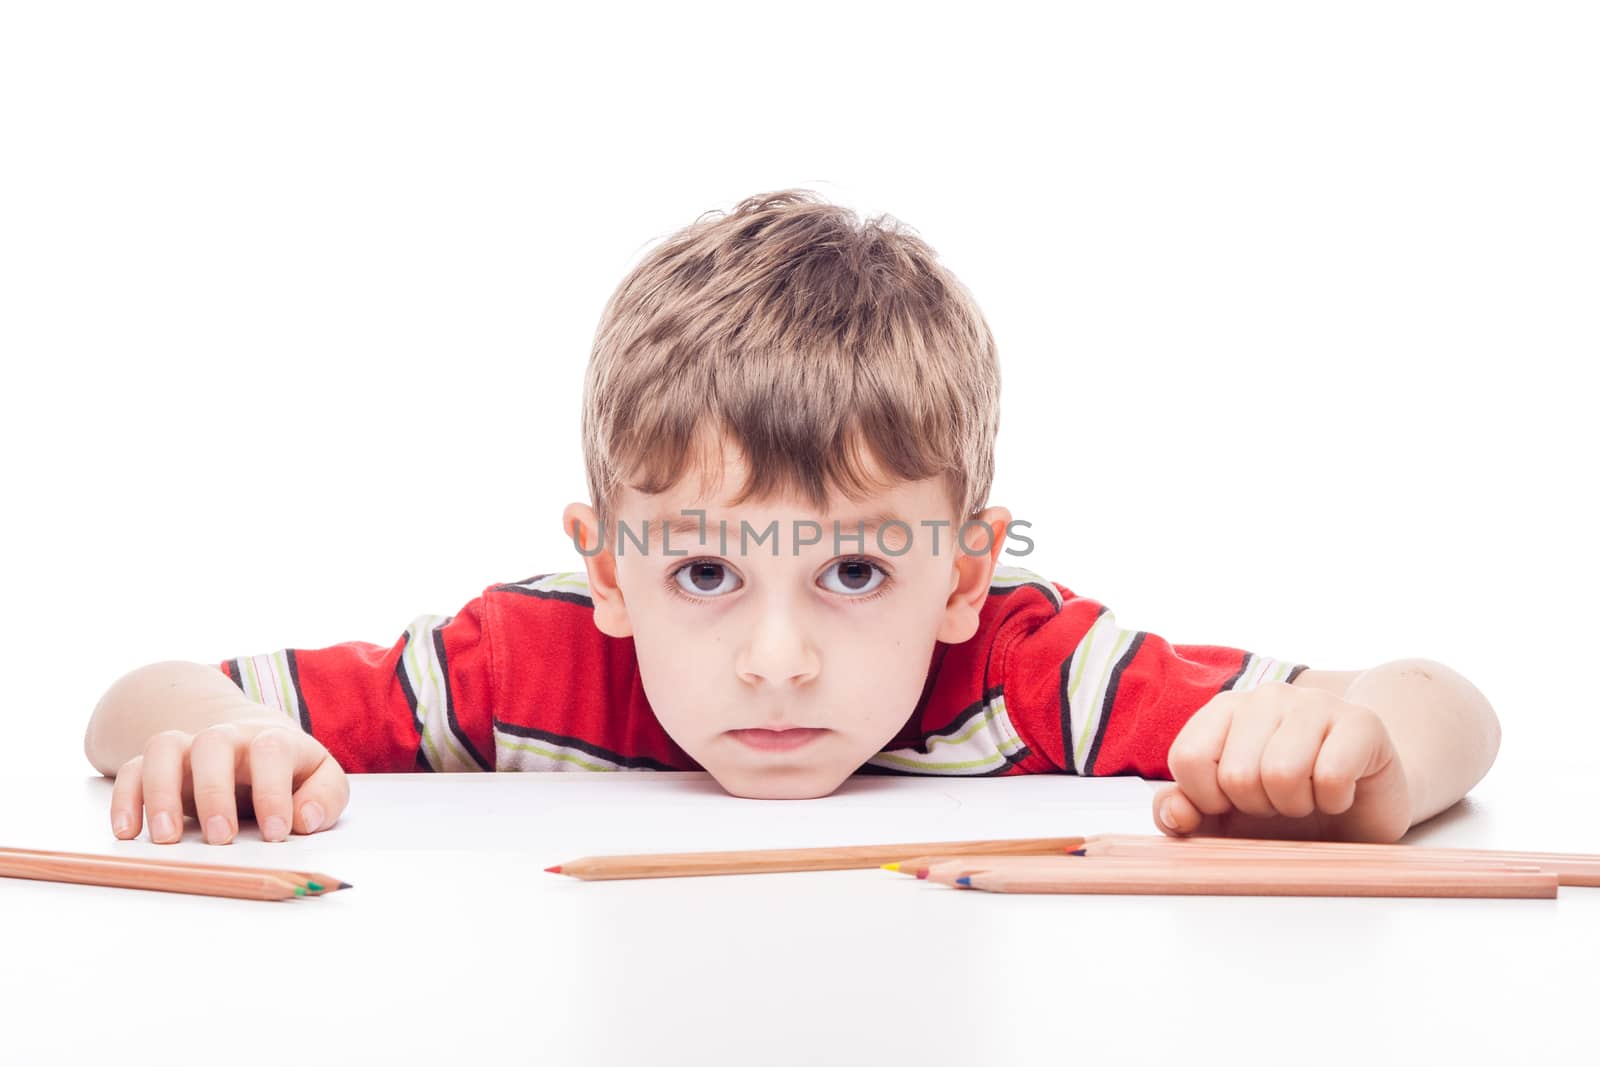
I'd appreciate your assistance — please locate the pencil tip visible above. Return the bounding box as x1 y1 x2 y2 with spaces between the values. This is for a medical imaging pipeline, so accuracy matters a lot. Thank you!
337 882 354 891
955 876 971 888
294 886 306 896
881 863 900 872
306 881 325 892
1068 849 1086 857
915 869 929 880
545 865 563 875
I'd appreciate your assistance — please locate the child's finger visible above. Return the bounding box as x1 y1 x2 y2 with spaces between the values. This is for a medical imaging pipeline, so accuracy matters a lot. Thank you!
109 756 145 840
1256 710 1331 818
1214 708 1284 817
290 752 349 835
1165 698 1235 815
188 724 242 845
1310 711 1382 815
1151 785 1207 836
246 727 301 842
139 730 192 843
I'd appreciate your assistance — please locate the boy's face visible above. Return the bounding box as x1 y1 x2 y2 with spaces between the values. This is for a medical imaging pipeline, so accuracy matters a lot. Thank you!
564 440 1011 799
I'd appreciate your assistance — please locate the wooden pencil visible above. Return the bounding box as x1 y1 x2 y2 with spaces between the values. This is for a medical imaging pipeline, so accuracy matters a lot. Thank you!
0 844 351 895
1078 833 1600 886
916 855 1103 886
882 845 1081 877
918 853 1556 890
917 855 1178 887
546 836 1088 880
0 850 311 901
956 855 1558 898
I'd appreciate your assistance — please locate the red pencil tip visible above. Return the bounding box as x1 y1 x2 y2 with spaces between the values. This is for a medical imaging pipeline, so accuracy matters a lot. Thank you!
916 869 929 880
545 865 563 874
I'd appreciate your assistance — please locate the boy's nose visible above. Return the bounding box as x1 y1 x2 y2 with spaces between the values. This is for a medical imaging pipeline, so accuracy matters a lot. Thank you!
735 612 820 688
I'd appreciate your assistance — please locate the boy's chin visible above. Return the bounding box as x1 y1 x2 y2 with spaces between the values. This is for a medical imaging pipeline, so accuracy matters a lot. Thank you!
706 763 852 800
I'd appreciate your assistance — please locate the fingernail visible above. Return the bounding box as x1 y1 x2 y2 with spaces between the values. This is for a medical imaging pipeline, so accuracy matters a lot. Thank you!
301 803 324 834
205 815 231 844
113 813 131 837
152 812 177 841
262 815 287 841
1159 802 1177 830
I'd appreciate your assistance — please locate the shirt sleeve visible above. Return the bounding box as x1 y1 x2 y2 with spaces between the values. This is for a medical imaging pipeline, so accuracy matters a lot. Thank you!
999 578 1310 779
218 592 496 774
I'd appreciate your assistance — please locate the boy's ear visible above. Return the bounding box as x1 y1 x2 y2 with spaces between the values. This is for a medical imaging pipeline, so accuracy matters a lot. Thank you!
562 502 633 638
937 506 1012 645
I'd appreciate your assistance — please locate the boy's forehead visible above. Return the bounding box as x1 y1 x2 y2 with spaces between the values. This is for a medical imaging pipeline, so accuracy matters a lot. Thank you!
623 481 929 525
648 505 911 539
615 477 951 546
612 433 958 544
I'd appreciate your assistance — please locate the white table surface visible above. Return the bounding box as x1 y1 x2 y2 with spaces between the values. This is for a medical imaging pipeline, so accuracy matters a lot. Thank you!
3 764 1597 1067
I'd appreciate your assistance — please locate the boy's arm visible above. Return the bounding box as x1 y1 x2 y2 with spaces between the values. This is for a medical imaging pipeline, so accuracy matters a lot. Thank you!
1304 658 1502 828
84 660 290 777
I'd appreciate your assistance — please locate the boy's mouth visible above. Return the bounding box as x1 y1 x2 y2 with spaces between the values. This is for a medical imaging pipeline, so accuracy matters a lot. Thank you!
727 727 829 752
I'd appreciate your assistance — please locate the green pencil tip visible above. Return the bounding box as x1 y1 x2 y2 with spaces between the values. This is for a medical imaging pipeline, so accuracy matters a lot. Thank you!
294 886 306 896
306 881 325 892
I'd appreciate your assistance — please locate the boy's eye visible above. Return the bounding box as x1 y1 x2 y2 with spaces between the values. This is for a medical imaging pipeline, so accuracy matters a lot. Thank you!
675 561 741 597
668 559 891 600
817 559 888 596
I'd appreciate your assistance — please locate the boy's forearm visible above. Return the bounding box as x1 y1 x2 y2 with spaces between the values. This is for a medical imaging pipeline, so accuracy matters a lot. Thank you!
83 660 288 777
1343 658 1502 829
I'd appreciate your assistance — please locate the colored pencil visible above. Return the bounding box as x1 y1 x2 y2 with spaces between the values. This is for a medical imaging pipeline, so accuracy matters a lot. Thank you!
1077 833 1600 887
913 852 1556 891
918 855 1137 887
882 845 1083 877
1 844 349 896
0 846 352 901
546 836 1087 880
951 855 1556 898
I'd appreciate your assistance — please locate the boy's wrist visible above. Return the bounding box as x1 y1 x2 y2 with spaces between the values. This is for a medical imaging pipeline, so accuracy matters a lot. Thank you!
85 661 295 775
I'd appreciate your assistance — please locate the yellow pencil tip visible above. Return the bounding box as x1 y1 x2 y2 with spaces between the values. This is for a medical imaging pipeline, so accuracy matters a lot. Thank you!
881 863 900 872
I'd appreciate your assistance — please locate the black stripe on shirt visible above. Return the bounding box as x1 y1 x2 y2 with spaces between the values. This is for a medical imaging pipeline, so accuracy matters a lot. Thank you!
887 685 1005 757
1083 630 1147 776
497 573 553 587
284 650 313 735
975 741 1034 775
1056 605 1109 776
492 582 595 609
490 719 680 771
394 632 433 772
434 623 491 772
986 577 1060 605
1219 653 1252 690
863 685 1032 776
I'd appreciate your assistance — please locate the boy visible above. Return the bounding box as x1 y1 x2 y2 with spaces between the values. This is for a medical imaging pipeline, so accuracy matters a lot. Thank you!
83 189 1501 849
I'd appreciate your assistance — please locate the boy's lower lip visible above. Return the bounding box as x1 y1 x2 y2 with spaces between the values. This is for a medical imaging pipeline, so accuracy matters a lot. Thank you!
728 728 829 751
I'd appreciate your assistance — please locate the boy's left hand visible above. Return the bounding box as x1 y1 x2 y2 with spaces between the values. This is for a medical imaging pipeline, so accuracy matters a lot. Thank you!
1151 682 1413 843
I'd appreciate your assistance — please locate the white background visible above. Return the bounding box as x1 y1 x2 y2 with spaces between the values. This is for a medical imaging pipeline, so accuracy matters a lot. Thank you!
3 2 1596 780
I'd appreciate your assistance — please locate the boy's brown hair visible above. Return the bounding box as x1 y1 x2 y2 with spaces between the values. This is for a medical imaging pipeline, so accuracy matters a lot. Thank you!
581 188 1001 537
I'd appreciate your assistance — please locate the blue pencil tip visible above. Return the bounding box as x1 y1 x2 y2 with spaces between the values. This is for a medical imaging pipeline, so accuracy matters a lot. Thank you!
1068 848 1086 856
955 876 971 887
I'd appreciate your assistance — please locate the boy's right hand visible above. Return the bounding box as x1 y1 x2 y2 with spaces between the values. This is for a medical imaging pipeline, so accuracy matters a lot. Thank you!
110 718 351 845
